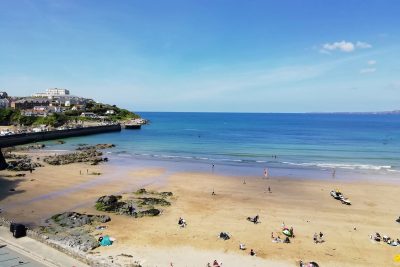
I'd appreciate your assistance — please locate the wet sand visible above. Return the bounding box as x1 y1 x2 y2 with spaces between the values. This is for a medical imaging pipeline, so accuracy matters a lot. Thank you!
0 154 399 266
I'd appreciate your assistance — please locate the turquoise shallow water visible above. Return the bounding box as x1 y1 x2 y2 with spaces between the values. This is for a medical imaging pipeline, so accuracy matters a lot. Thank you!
44 112 400 179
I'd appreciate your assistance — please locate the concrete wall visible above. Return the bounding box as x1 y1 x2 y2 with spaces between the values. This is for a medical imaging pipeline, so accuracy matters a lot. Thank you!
0 124 121 148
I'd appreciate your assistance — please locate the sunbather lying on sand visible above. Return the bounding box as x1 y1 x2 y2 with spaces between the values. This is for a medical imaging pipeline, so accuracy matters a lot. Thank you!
246 215 260 224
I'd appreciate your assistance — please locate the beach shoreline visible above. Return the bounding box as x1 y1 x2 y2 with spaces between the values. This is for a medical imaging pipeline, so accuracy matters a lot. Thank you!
0 149 399 266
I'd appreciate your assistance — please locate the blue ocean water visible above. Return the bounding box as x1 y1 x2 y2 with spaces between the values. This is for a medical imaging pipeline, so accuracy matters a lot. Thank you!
45 112 400 179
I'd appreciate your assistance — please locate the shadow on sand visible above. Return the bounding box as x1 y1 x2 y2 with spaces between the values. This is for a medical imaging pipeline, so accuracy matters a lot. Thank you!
0 174 26 202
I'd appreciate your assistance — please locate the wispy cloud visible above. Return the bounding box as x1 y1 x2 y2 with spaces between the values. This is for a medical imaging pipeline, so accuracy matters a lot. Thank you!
356 41 372 49
360 59 377 74
320 40 372 54
360 68 376 74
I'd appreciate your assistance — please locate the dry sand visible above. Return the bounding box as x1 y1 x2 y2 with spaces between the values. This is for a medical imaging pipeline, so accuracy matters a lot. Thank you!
1 153 399 266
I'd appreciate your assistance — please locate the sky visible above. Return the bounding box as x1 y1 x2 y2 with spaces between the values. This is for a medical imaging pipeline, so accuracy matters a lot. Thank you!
0 0 399 112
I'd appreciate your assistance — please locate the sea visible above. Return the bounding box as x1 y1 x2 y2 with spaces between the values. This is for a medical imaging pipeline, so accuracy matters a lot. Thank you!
44 112 400 181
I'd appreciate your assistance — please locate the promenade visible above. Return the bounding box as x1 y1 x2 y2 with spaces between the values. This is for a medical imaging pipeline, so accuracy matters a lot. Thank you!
0 226 88 267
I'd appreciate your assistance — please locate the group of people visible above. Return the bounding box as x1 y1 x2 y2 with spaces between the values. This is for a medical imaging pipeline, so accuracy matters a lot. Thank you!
370 232 400 246
271 232 291 244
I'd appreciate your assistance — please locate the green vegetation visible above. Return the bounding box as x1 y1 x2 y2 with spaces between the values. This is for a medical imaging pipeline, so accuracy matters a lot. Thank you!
0 109 67 127
95 202 107 211
0 101 140 127
85 101 140 120
0 108 17 125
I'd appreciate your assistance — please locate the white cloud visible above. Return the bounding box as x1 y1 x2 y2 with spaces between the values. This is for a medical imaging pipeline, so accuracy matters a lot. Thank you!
323 41 355 52
367 60 376 65
320 40 372 54
360 68 376 74
356 41 372 49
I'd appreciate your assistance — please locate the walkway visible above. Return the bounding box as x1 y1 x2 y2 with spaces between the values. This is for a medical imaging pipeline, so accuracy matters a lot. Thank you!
0 227 88 267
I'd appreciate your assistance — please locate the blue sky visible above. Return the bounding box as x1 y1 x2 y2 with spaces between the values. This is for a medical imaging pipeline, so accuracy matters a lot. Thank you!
0 0 399 112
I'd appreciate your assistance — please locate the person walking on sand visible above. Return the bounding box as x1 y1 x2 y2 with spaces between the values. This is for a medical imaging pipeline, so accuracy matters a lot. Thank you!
268 186 271 193
332 168 336 178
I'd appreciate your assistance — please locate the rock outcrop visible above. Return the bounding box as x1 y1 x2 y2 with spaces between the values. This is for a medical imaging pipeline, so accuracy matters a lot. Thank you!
95 189 173 218
6 158 43 171
51 212 111 228
43 150 106 165
76 144 115 151
39 212 112 252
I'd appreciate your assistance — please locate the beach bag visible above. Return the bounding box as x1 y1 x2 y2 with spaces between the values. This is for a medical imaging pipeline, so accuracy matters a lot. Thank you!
13 224 26 238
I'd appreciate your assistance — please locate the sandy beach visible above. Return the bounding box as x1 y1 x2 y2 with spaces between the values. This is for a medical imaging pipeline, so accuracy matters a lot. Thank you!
1 151 399 266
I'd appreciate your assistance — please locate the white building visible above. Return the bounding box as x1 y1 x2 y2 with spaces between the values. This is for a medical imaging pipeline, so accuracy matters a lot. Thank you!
0 92 8 99
80 112 97 118
47 88 69 96
33 88 70 97
0 98 10 109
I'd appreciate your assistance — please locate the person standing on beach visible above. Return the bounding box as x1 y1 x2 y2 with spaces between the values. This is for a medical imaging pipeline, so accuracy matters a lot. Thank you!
332 168 336 178
264 168 269 179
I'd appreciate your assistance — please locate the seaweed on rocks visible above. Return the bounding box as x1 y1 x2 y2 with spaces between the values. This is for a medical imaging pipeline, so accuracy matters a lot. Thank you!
43 150 106 165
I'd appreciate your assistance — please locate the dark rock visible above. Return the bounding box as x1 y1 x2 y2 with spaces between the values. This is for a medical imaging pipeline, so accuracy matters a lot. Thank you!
95 195 125 212
160 192 173 197
137 197 170 206
136 208 161 217
95 191 171 218
51 212 111 228
43 150 105 165
76 144 115 151
6 157 43 171
135 188 147 194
